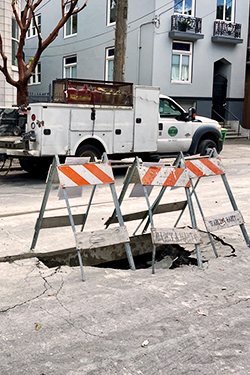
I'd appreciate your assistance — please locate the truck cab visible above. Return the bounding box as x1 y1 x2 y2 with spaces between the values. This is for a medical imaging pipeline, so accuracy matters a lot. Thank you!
157 94 223 156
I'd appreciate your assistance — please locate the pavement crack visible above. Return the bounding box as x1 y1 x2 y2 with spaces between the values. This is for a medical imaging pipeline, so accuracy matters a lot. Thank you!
0 287 49 314
0 265 61 314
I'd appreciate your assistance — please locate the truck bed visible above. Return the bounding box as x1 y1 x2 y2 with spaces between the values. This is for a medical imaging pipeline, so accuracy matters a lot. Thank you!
0 136 25 154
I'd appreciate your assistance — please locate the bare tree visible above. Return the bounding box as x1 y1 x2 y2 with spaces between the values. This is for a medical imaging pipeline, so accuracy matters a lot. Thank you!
0 0 88 106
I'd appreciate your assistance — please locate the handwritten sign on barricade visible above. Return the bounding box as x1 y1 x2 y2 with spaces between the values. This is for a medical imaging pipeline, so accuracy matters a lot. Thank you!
205 210 244 232
151 228 202 245
75 226 129 250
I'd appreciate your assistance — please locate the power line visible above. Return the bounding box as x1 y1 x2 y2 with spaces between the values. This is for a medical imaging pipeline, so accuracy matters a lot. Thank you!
25 25 140 59
25 0 175 50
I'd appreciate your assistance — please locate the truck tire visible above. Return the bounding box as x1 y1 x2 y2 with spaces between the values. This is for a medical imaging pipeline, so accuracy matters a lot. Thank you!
76 145 102 161
19 157 52 176
197 139 217 156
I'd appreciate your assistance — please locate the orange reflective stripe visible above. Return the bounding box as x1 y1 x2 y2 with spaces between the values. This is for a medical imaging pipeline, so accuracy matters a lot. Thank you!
163 168 185 187
185 160 205 177
141 166 161 185
58 165 90 186
200 158 224 175
84 164 114 183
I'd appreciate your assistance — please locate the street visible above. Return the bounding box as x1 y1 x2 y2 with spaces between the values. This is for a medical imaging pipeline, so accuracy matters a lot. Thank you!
0 138 250 374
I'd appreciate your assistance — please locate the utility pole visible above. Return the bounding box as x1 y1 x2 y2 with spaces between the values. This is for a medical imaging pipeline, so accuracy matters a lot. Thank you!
113 0 128 82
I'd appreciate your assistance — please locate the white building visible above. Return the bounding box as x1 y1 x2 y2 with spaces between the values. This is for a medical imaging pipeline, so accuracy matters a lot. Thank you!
0 0 20 106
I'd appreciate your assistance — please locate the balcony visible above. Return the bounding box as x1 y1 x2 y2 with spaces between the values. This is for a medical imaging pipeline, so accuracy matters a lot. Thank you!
169 14 204 41
212 21 243 44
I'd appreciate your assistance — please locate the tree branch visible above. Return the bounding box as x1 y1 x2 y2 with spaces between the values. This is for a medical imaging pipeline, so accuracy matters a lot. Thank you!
72 0 88 15
11 1 23 31
0 34 17 87
31 8 42 49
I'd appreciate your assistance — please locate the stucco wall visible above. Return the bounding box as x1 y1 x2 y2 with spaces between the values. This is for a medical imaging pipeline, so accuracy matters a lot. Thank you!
0 0 19 106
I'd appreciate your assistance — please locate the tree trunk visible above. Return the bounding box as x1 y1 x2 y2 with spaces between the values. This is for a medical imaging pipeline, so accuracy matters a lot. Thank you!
113 0 128 82
16 82 29 107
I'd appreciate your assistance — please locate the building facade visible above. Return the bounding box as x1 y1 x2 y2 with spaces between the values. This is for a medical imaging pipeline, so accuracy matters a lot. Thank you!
25 0 249 122
0 0 20 106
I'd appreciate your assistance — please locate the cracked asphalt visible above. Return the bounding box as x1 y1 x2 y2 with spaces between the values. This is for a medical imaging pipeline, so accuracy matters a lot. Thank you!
1 138 250 374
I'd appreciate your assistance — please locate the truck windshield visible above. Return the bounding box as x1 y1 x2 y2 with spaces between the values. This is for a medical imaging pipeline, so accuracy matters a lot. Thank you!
159 98 183 118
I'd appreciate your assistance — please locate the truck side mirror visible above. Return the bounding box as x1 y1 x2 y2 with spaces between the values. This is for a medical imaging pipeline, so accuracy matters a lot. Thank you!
188 107 196 121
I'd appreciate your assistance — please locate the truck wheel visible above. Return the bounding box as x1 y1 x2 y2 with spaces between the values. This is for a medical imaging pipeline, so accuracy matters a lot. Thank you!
19 157 52 176
76 145 102 161
13 126 21 136
197 139 217 156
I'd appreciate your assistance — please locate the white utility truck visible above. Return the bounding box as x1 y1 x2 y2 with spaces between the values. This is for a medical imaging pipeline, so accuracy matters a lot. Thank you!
0 79 223 174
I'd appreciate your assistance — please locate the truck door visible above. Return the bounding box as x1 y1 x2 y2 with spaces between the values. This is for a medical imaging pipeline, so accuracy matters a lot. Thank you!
157 97 193 153
41 106 70 155
133 86 159 152
113 109 133 153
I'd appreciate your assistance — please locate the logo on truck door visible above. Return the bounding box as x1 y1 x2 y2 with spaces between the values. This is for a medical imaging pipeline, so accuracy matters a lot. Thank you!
168 126 178 137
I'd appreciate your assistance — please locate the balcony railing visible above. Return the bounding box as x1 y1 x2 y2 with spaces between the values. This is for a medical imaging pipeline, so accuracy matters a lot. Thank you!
213 20 242 39
171 14 202 34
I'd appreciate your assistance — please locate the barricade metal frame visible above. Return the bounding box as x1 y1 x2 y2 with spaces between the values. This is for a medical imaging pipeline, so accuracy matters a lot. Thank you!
175 149 250 251
30 154 135 281
106 156 203 273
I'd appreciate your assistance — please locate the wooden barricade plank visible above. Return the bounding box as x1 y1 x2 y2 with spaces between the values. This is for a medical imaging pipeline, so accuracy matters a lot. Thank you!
75 226 129 250
185 157 225 178
205 210 244 232
57 163 114 187
151 228 202 245
137 165 191 187
110 200 187 223
40 214 86 229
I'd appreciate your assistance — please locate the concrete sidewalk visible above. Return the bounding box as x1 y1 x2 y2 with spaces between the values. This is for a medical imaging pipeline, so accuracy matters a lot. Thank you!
1 138 250 374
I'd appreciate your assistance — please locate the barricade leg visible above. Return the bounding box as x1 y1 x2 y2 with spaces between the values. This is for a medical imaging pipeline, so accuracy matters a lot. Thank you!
174 179 199 228
30 156 57 252
142 186 167 235
105 157 139 228
61 176 86 281
221 174 250 247
109 182 136 270
185 187 203 268
141 185 157 274
81 185 96 231
189 179 218 257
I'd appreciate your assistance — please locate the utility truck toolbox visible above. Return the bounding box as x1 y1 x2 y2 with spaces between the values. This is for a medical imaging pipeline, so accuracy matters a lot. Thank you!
52 78 133 106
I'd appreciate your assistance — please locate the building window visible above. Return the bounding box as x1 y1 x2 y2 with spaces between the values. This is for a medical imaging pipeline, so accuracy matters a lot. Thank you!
12 18 19 67
107 0 116 25
216 0 234 22
64 4 77 37
27 14 41 38
29 62 41 85
64 55 77 78
105 47 114 81
171 41 192 83
174 0 194 16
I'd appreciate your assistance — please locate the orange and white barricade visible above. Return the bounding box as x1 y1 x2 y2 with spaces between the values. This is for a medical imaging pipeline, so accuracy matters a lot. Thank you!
30 154 135 281
175 150 250 254
106 157 203 274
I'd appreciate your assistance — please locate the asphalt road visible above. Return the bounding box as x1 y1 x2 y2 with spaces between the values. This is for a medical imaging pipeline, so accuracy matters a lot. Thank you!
1 138 250 374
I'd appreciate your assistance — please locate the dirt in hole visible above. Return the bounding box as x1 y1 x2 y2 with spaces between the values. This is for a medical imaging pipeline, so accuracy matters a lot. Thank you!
95 244 197 270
